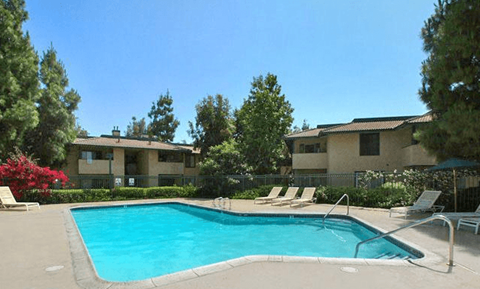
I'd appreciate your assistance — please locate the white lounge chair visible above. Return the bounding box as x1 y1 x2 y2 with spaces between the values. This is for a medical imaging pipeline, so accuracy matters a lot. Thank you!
457 217 480 234
254 187 283 204
433 203 480 226
0 186 40 211
271 187 299 206
389 190 443 219
290 187 317 207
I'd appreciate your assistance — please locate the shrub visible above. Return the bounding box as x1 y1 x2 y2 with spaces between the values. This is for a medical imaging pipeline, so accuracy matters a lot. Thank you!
111 187 146 200
145 187 184 198
0 151 68 199
318 186 368 206
179 184 198 198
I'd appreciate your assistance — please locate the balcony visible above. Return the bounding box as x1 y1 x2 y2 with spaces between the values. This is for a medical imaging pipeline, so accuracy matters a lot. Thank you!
78 159 112 174
292 153 328 170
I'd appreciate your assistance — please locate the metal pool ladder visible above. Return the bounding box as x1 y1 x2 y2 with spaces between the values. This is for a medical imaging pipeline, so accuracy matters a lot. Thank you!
212 197 231 210
354 215 455 266
323 194 349 225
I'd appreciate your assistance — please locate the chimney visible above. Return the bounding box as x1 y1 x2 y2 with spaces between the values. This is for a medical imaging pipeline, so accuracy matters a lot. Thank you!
112 126 120 137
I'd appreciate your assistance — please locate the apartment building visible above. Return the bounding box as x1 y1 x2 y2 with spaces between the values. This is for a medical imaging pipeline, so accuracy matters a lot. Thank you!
284 113 436 176
63 129 200 188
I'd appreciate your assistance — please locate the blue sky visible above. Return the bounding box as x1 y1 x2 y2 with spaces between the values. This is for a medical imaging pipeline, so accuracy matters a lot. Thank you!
24 0 436 143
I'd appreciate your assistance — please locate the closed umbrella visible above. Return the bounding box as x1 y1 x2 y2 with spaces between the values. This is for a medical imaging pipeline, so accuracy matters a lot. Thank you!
428 158 480 212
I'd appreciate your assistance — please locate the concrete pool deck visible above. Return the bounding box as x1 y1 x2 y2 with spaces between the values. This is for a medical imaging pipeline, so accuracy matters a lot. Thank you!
1 198 479 289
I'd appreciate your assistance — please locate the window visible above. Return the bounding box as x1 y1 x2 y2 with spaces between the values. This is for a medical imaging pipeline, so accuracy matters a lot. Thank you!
79 149 113 160
305 144 315 153
158 151 183 162
298 141 326 153
185 155 196 168
360 133 380 156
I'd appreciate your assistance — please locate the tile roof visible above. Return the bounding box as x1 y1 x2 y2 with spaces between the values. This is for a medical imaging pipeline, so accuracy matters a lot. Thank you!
285 113 432 138
324 119 406 133
73 137 197 153
285 128 323 139
407 113 433 124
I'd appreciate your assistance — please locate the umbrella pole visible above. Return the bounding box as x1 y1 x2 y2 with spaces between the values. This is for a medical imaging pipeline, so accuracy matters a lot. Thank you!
453 169 457 212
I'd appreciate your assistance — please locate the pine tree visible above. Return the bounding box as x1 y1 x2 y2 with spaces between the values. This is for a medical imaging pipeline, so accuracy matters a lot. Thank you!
188 94 234 157
417 0 480 161
125 116 148 137
24 46 81 167
0 0 39 159
148 90 179 142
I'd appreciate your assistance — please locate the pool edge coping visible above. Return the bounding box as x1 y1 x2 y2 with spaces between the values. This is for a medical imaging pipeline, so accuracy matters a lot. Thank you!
63 200 447 289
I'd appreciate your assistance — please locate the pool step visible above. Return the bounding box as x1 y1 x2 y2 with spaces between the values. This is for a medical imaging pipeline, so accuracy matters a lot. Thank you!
374 252 412 260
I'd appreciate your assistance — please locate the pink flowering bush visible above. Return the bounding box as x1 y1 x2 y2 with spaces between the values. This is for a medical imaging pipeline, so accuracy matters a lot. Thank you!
0 153 68 199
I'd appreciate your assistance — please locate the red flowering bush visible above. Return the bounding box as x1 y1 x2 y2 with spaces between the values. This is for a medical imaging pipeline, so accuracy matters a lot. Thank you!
0 153 68 199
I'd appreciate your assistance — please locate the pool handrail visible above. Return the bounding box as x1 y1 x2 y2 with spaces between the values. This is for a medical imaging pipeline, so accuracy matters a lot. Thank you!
323 194 349 225
212 197 231 210
354 214 455 266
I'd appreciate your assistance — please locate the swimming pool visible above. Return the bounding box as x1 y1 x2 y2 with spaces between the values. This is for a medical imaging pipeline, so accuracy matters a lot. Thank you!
70 202 423 282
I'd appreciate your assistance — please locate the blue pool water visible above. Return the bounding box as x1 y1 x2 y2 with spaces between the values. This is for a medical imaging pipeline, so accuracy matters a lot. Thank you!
71 203 421 282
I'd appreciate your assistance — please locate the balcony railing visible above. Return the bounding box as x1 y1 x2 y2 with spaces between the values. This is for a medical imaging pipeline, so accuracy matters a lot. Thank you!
292 153 328 169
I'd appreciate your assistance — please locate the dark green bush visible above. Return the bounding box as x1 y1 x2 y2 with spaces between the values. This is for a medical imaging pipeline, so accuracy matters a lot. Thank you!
111 187 146 200
317 186 413 208
145 186 184 198
318 186 367 206
179 184 198 198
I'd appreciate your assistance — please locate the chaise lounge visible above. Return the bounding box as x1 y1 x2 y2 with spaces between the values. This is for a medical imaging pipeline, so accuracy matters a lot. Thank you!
389 190 443 219
0 186 40 211
457 217 480 234
433 203 480 226
254 187 283 204
290 187 317 207
271 187 299 206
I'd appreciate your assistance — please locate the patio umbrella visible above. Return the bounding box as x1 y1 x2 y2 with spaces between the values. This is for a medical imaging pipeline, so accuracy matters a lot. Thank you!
428 158 480 212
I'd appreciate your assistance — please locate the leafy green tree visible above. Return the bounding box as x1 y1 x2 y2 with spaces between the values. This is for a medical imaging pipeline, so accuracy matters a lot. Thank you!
199 139 251 176
198 139 251 197
236 73 294 174
148 90 179 142
188 94 234 158
24 46 81 167
125 116 147 137
417 0 480 161
0 0 39 159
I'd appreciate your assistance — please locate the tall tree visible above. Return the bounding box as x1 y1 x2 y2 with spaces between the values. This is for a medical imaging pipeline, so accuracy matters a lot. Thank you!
125 116 147 137
236 73 294 174
24 46 81 167
0 0 39 159
148 90 179 142
417 0 480 161
188 94 234 158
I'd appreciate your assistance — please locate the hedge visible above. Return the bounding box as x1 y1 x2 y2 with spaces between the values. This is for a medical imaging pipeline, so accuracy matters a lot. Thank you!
317 186 414 209
18 185 199 204
18 184 416 209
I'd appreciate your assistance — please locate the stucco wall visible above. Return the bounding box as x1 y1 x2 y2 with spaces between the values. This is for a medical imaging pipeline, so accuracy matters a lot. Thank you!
112 148 125 176
327 129 411 173
402 144 436 167
64 147 79 176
